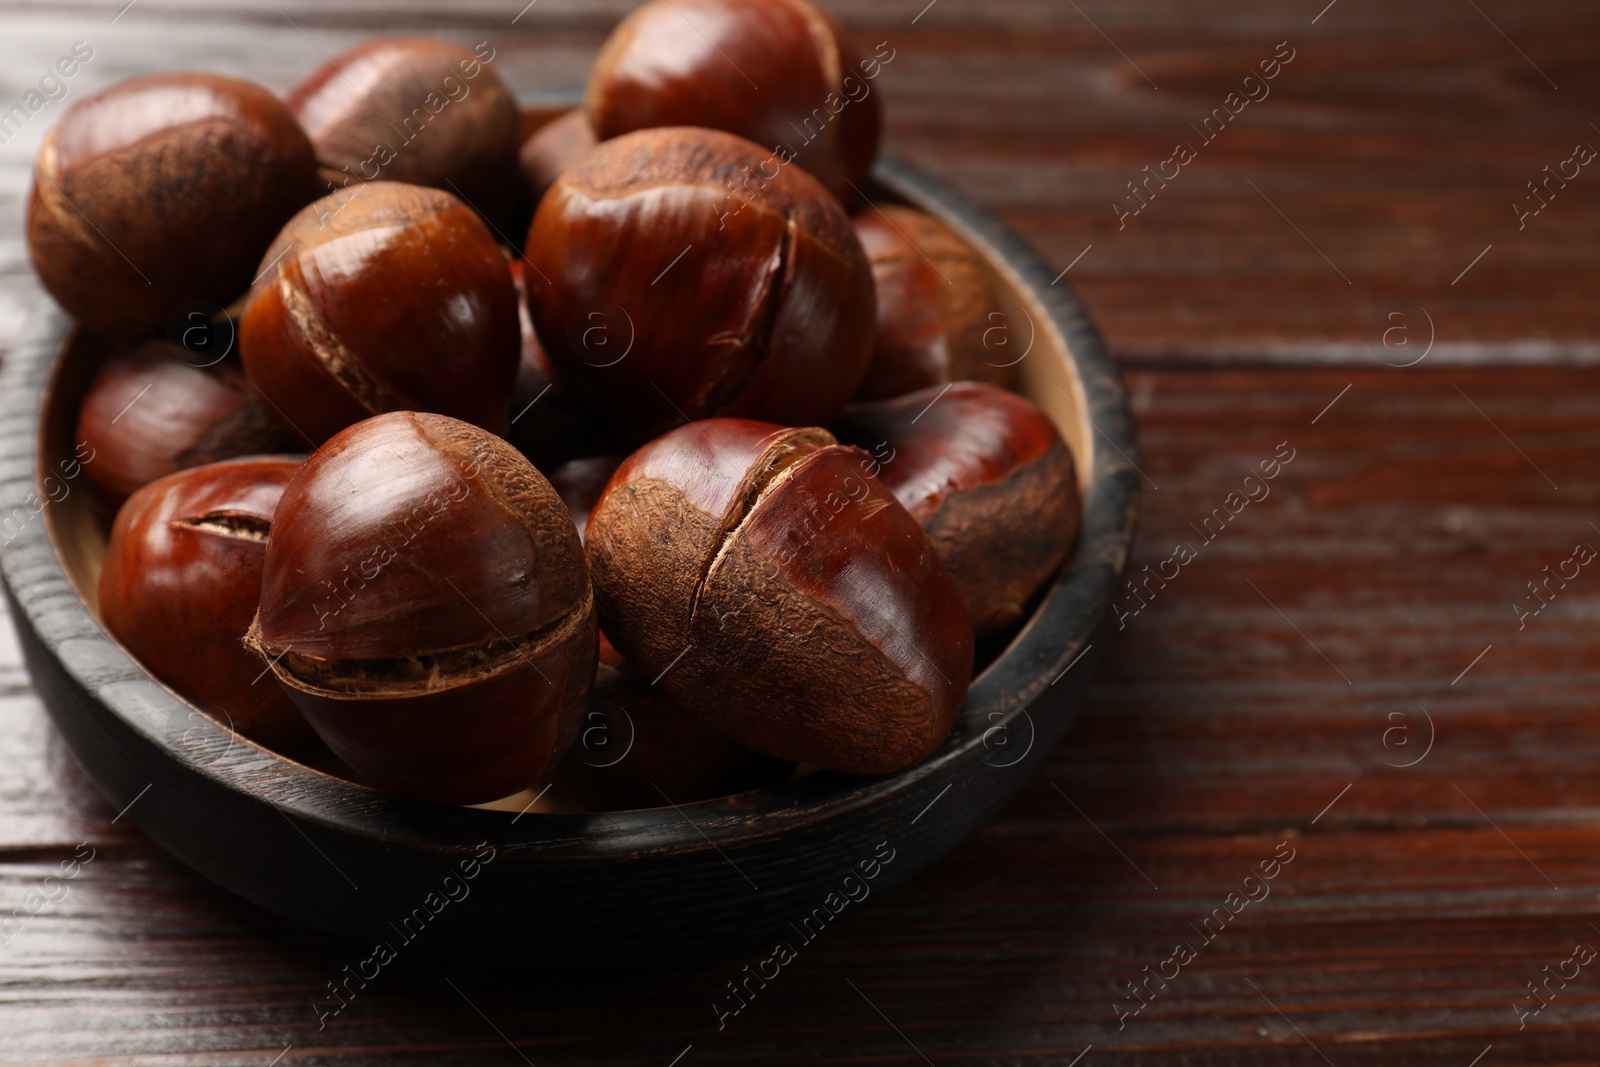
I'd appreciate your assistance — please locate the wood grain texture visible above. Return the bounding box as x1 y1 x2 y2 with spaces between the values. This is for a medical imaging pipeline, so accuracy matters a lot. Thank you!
1 1 1598 1063
2 1 1597 366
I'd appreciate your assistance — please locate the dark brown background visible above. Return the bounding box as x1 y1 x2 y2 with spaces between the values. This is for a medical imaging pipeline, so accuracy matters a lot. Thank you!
2 0 1598 1063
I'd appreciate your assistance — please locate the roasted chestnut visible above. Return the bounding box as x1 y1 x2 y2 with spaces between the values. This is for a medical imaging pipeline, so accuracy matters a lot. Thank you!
586 0 884 202
852 205 1015 401
27 73 318 337
586 418 973 774
548 454 623 543
834 381 1080 640
98 457 314 748
504 260 608 470
240 181 520 446
77 341 297 506
288 37 521 229
246 412 596 804
525 127 876 445
553 662 792 810
518 109 597 211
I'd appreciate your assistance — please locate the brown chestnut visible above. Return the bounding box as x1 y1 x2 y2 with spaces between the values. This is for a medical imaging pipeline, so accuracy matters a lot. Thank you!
548 454 623 543
98 457 314 748
504 259 609 470
27 73 318 337
240 181 520 446
77 340 297 506
553 662 792 810
518 109 597 211
586 418 973 774
246 412 596 804
288 37 521 229
852 205 1015 401
587 0 883 202
834 382 1080 640
525 127 875 445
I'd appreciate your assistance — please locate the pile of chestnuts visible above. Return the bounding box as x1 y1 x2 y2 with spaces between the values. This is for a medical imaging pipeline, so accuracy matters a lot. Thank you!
30 0 1082 809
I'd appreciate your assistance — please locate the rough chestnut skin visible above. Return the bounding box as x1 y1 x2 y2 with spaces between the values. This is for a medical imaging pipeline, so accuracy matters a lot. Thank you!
586 0 882 202
288 37 521 229
553 661 792 810
586 418 973 774
27 73 319 337
525 127 875 445
246 412 597 804
834 382 1080 640
852 206 1015 401
77 341 296 506
99 457 314 749
240 181 520 446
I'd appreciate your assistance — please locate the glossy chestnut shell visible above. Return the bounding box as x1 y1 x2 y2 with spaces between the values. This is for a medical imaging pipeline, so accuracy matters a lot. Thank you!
586 0 882 202
548 454 623 543
239 181 520 446
834 381 1080 640
504 260 608 470
27 72 319 338
288 37 522 229
852 205 1016 401
77 341 295 506
246 412 597 804
518 109 597 210
553 662 792 811
525 127 876 445
98 457 314 748
585 418 973 774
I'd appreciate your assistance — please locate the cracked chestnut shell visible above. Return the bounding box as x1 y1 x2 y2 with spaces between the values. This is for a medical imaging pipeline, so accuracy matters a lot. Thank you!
586 418 972 774
834 382 1080 640
27 72 319 338
77 340 297 506
246 412 597 804
852 205 1015 401
98 457 314 749
525 127 875 445
553 661 792 811
288 37 521 229
586 0 881 202
240 181 520 446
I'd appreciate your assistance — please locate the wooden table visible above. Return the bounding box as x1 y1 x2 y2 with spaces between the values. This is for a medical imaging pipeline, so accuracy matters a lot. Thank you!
3 1 1598 1063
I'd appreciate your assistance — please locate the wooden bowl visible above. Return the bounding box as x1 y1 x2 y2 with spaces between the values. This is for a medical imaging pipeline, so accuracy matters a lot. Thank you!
0 151 1139 965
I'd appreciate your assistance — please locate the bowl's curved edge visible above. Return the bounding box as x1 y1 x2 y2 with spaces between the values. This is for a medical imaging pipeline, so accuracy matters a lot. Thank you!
0 156 1138 964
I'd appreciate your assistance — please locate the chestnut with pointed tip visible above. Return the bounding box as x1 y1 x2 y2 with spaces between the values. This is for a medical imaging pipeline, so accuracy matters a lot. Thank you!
27 72 319 337
246 412 597 804
77 341 297 506
525 127 876 445
834 381 1080 640
553 661 792 810
586 418 972 774
852 205 1015 401
288 37 521 229
98 457 315 749
586 0 882 202
240 181 520 446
